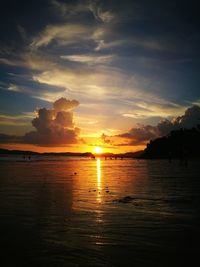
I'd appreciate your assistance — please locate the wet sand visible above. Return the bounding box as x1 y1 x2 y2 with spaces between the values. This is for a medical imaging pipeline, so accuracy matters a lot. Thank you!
0 158 200 266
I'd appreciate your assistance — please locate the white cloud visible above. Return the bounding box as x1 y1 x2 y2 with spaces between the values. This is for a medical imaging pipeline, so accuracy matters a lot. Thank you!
90 5 114 23
61 54 114 64
30 24 93 49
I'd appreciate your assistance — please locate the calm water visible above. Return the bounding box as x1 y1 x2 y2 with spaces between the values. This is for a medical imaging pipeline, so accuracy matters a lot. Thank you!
0 157 200 266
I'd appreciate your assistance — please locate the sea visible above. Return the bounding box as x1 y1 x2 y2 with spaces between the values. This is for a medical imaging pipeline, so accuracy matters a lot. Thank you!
0 156 200 266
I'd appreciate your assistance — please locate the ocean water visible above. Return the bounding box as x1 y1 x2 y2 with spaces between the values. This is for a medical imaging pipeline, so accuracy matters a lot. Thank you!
0 157 200 267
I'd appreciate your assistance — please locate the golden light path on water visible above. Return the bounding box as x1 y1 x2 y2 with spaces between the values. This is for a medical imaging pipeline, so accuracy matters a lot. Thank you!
96 158 101 203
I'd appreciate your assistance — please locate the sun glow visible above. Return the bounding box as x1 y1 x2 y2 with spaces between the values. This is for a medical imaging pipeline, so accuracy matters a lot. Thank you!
94 146 103 154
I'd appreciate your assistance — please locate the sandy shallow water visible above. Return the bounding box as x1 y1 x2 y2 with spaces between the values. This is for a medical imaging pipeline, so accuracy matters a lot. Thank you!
0 157 200 266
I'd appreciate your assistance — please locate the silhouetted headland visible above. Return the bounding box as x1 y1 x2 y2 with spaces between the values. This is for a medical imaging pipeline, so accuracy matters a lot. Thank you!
143 126 200 159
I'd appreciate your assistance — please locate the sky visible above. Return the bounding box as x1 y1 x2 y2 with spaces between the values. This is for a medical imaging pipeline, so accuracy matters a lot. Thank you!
0 0 200 153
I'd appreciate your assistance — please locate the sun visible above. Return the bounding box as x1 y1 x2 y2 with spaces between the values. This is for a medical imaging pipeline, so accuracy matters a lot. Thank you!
94 146 103 154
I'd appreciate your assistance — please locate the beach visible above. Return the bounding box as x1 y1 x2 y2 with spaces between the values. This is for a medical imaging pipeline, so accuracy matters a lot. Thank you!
0 157 200 266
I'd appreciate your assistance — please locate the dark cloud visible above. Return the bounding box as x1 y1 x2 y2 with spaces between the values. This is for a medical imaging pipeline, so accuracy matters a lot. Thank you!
173 105 200 128
0 98 82 146
0 133 22 143
119 125 157 145
116 105 200 145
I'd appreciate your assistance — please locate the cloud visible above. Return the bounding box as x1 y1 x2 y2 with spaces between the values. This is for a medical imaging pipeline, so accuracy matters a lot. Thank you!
32 64 160 101
122 101 185 119
0 113 33 126
0 98 82 146
93 36 174 52
1 43 183 123
173 105 200 128
51 0 115 23
31 62 189 133
51 0 90 18
7 84 22 92
0 52 58 71
89 3 114 23
24 97 81 145
101 133 112 144
30 24 93 49
61 54 114 64
108 105 200 145
0 57 23 67
0 133 22 144
6 82 66 103
53 97 79 111
118 125 157 145
0 1 198 144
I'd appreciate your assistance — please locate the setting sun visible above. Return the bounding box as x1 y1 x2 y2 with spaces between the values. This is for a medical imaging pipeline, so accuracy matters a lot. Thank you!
94 146 103 154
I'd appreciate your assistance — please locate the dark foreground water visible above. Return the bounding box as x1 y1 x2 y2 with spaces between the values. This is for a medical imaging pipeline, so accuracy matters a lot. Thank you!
0 157 200 267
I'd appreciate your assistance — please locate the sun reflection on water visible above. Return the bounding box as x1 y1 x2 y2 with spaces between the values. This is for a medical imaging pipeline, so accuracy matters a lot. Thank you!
96 158 101 203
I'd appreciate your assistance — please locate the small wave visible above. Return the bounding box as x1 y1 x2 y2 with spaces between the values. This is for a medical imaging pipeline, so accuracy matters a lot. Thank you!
113 196 136 203
113 195 195 204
